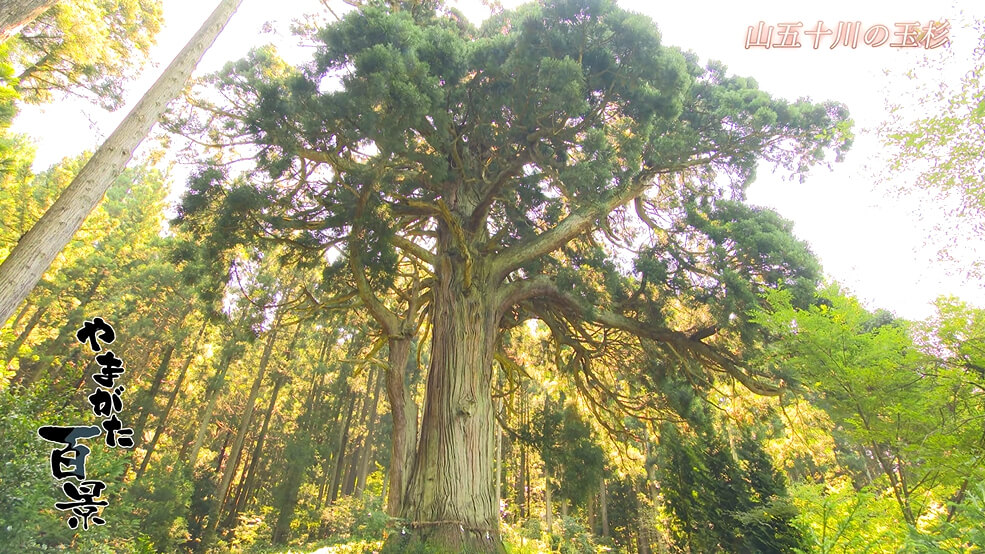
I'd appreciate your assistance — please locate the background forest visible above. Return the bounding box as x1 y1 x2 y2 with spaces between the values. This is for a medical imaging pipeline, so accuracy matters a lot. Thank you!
0 0 984 553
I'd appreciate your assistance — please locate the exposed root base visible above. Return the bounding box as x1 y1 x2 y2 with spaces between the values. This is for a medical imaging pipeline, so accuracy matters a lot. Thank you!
381 525 506 554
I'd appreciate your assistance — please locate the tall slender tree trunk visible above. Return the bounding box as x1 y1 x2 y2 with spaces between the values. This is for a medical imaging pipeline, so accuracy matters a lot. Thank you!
131 343 175 437
272 338 330 545
543 395 552 532
130 306 194 437
4 302 48 364
0 0 244 325
355 368 384 496
135 336 200 480
387 241 502 553
600 479 609 538
544 466 553 532
14 270 105 386
204 320 282 542
329 392 358 504
228 373 286 526
523 399 530 519
188 347 235 465
344 366 378 496
515 413 526 521
384 335 418 516
0 0 58 43
9 297 35 329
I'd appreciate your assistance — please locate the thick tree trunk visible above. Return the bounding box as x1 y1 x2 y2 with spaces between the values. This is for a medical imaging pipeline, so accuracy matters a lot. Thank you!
495 399 502 519
386 247 502 553
0 0 243 325
384 336 418 516
0 0 57 43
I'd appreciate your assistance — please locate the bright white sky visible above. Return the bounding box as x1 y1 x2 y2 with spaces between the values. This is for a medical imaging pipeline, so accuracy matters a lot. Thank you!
11 0 984 320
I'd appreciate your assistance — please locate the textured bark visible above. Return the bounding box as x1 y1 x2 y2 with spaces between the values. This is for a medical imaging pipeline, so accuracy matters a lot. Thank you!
495 400 502 518
386 238 503 553
0 0 244 324
0 0 57 43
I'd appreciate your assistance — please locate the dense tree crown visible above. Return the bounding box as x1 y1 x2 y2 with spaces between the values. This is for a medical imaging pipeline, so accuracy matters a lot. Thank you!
179 0 850 391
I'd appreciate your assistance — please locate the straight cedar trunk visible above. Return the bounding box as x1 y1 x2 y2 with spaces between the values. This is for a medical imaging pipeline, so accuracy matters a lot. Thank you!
15 269 105 386
543 394 552 532
9 297 34 329
136 337 201 480
600 479 609 538
131 343 175 438
355 368 384 496
0 0 57 43
131 305 195 438
0 0 244 325
272 339 330 544
328 391 358 504
344 366 378 497
4 301 48 364
204 321 283 541
386 235 502 553
228 373 286 526
384 336 418 516
188 346 235 464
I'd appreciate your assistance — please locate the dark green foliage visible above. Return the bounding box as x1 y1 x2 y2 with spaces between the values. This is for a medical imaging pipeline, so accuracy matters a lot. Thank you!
123 459 193 552
538 398 606 507
654 378 805 553
0 388 65 550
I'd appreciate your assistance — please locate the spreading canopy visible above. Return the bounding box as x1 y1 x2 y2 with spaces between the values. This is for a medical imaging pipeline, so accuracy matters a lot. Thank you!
175 0 852 413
